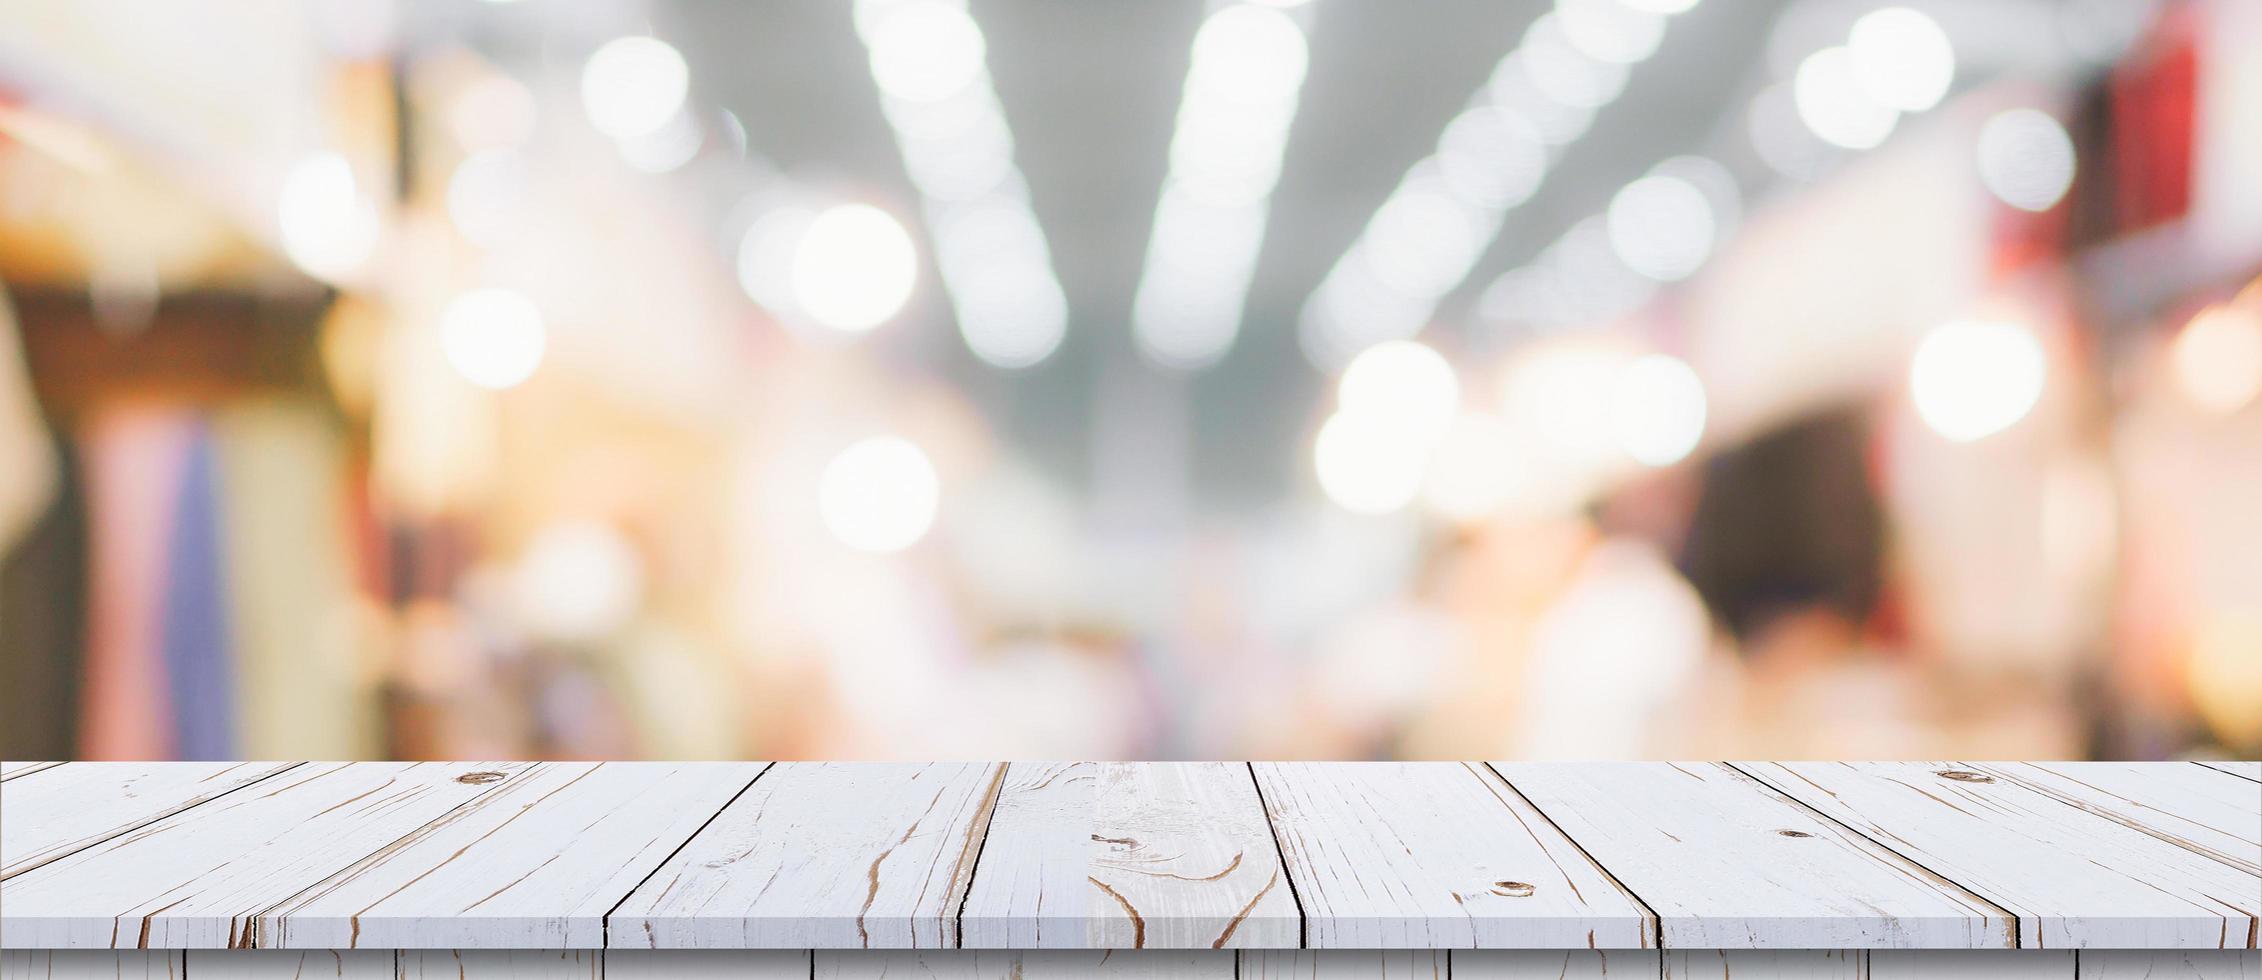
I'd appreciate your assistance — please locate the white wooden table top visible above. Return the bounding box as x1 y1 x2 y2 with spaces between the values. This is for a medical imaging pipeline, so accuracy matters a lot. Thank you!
0 761 2254 952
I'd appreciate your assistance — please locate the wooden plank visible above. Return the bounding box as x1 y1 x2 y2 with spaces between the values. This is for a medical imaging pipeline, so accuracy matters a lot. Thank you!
813 950 1234 978
1252 762 1653 948
1869 950 2074 978
180 950 392 978
604 950 810 978
1451 950 1660 978
2 762 301 878
958 762 1297 949
1662 950 1867 979
609 762 1005 949
1973 763 2262 875
1745 762 2262 949
395 950 599 979
1493 762 2015 949
0 951 182 979
256 761 766 949
2197 762 2262 783
2076 950 2260 978
1 761 64 781
1241 950 1445 978
0 761 531 948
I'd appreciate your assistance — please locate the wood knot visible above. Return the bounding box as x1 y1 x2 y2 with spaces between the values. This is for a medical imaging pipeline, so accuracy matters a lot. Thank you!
1491 881 1535 898
1935 770 1994 784
455 771 507 785
1776 829 1814 838
1091 834 1139 849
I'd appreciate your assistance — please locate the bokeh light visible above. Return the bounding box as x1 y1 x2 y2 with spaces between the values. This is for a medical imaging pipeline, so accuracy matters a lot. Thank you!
1336 340 1460 445
865 1 988 104
512 521 644 643
1976 108 2077 212
2170 303 2262 415
1314 412 1431 515
277 152 379 281
580 36 690 141
439 287 547 390
818 436 941 552
1909 318 2047 442
1611 354 1707 466
1606 173 1716 282
1794 46 1898 150
791 203 919 333
1846 7 1954 112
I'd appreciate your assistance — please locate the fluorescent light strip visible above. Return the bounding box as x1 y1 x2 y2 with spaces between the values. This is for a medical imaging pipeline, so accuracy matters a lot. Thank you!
1296 0 1699 370
1129 2 1314 371
854 0 1069 369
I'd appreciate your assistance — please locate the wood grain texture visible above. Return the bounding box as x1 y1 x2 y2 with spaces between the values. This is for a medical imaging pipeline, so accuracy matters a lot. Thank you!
958 762 1296 949
395 950 598 979
603 950 810 978
1253 762 1653 949
0 762 530 949
1494 762 2015 949
180 950 392 978
1451 949 1659 978
1 761 64 781
2196 762 2262 783
2 762 300 878
1240 950 1445 978
1661 950 1867 979
0 951 182 980
1745 762 2262 949
813 950 1235 978
256 761 766 949
1974 763 2262 875
609 762 1005 949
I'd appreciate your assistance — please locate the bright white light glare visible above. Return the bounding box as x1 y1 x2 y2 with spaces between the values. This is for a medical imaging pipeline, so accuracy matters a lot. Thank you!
1847 7 1955 112
791 203 918 332
513 521 644 642
1554 0 1667 64
1436 107 1547 209
1500 344 1625 458
1606 173 1716 281
1976 108 2077 212
446 150 528 248
1360 184 1486 298
1794 46 1899 149
1520 14 1631 108
1314 412 1431 515
1909 318 2047 442
1131 2 1310 369
1611 354 1706 465
580 36 689 141
2171 304 2262 415
277 152 379 281
618 111 703 173
1622 0 1699 11
1187 5 1309 105
735 205 815 315
1422 412 1519 522
866 0 988 102
440 288 546 390
1337 340 1461 445
818 436 940 552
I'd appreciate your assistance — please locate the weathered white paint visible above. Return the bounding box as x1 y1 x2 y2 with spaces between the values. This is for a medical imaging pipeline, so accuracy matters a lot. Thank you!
1241 950 1445 978
1 761 64 781
1494 762 2014 949
0 762 530 948
609 762 1005 948
1746 762 2262 949
256 761 766 949
181 949 392 978
1451 950 1659 978
2196 762 2262 783
1662 950 1867 979
2076 950 2260 978
1870 950 2074 978
0 951 181 979
395 950 599 979
1253 762 1653 948
959 762 1297 949
1978 762 2262 875
2 762 300 878
603 950 810 978
814 950 1235 978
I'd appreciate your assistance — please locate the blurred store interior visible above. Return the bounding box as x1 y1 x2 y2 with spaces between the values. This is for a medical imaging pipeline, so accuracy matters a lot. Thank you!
0 0 2258 762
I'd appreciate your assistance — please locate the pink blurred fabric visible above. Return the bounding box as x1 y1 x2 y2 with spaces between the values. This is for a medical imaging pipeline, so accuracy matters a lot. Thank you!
77 407 195 760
